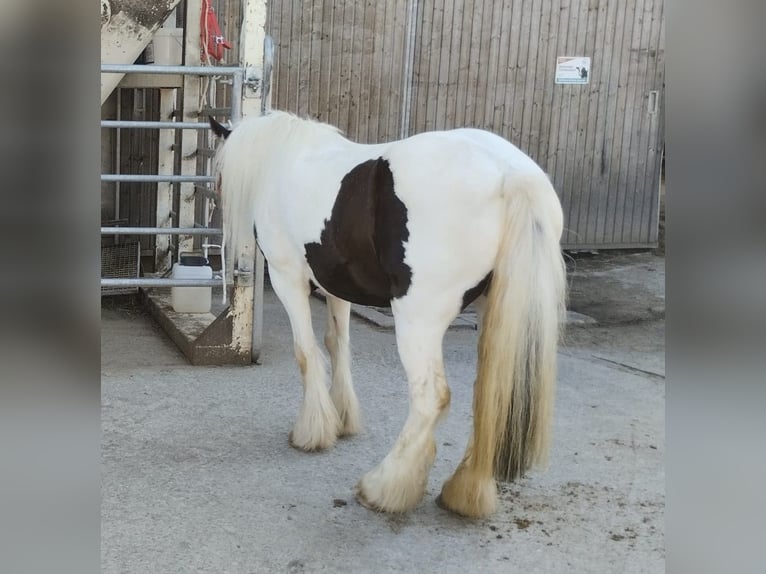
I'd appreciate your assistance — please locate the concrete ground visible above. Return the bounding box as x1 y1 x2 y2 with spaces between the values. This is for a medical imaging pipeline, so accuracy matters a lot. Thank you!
102 251 665 574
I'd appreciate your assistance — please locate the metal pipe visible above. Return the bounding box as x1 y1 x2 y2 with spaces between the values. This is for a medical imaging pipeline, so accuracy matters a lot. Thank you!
231 70 243 123
101 174 214 183
101 227 222 235
114 89 122 245
101 278 222 288
101 120 215 130
101 64 243 76
400 0 419 139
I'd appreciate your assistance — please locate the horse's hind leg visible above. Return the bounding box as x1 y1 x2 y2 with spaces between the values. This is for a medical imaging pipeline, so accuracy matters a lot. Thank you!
324 295 362 436
269 266 341 451
356 301 452 513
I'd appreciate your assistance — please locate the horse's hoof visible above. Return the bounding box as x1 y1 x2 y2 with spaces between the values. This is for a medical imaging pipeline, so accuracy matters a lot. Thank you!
438 473 498 518
288 431 335 452
354 485 386 513
355 471 425 514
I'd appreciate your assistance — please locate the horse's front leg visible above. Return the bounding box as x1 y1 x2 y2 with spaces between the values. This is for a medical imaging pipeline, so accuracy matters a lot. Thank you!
356 313 451 512
269 266 341 451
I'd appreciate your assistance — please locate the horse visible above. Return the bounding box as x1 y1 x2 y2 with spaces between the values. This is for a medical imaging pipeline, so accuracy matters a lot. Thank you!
210 111 566 518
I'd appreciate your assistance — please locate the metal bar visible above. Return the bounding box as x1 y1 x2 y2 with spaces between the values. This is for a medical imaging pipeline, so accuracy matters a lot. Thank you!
101 227 221 235
101 174 214 183
231 71 243 124
101 278 222 288
101 64 244 76
114 89 122 245
101 120 214 130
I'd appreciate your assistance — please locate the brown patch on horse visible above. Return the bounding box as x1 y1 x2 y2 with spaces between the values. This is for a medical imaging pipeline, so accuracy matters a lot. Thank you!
294 346 308 377
462 272 492 310
304 158 412 307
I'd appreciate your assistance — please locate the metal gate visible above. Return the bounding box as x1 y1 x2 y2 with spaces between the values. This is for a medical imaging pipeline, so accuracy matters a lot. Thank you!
100 64 263 364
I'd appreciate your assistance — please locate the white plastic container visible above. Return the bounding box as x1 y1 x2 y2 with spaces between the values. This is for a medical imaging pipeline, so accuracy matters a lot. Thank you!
171 255 212 313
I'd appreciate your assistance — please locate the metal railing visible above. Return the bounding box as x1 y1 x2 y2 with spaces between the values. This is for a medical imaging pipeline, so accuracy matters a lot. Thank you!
100 64 244 289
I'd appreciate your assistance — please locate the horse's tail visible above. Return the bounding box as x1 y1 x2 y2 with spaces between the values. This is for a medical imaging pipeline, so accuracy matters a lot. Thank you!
472 171 566 484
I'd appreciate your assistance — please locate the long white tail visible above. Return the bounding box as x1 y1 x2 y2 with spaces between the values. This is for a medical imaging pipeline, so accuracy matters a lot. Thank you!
472 172 566 483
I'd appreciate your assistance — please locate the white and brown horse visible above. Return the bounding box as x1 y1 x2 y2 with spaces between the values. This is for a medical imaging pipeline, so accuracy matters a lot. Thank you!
211 112 566 518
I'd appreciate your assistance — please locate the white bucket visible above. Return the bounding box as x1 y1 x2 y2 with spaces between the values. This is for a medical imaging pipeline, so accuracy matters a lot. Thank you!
171 255 212 313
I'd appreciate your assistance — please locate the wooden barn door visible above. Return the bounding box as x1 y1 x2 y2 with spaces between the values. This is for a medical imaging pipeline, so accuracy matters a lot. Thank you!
267 0 665 248
267 0 411 143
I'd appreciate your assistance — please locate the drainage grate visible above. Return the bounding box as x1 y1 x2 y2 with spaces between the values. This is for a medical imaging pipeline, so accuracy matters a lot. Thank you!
101 241 140 296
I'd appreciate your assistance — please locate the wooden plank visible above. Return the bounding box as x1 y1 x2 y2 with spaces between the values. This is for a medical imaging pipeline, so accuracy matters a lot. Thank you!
399 0 418 139
490 0 513 133
628 0 662 244
500 0 523 139
286 0 300 110
642 0 665 244
427 0 445 132
387 0 403 140
449 0 469 128
594 0 628 243
610 0 643 243
319 0 337 124
536 0 561 173
604 0 639 244
358 1 376 141
372 0 390 138
343 0 356 131
509 0 532 147
308 0 324 119
464 0 485 128
297 0 313 116
514 0 536 146
412 0 435 133
275 0 293 110
528 0 554 165
479 0 503 130
569 0 601 245
338 1 355 135
520 0 544 156
546 0 572 240
559 0 588 245
155 89 176 275
582 0 617 244
433 0 455 130
179 0 203 255
118 74 184 89
620 0 650 244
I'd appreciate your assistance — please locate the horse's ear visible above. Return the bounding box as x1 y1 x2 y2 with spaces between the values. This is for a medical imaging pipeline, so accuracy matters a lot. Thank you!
209 116 232 139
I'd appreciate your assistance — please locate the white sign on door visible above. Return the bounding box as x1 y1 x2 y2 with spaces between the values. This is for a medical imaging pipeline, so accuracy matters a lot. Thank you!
555 57 591 85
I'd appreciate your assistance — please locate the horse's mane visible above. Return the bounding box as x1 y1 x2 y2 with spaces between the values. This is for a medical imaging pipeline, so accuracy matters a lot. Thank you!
213 111 346 294
244 111 345 153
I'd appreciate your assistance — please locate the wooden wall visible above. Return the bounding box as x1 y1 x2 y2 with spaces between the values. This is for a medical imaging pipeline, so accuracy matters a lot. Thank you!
268 0 665 248
268 0 412 144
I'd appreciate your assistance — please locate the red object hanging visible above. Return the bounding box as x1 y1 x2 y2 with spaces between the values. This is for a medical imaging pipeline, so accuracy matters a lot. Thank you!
200 0 232 62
